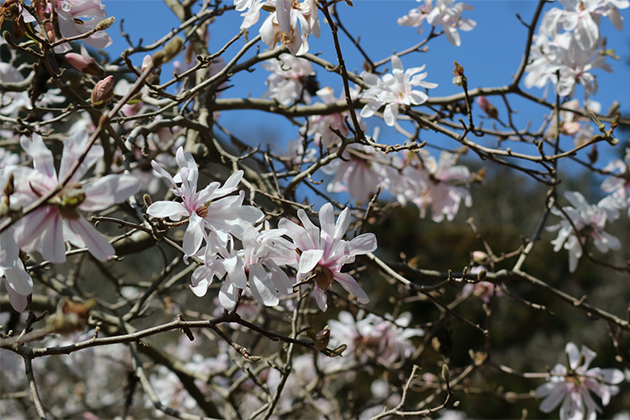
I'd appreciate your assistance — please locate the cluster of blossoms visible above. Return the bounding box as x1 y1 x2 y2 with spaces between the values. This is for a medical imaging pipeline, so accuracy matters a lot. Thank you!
525 0 629 98
147 149 377 311
397 0 476 47
235 0 320 56
536 342 624 420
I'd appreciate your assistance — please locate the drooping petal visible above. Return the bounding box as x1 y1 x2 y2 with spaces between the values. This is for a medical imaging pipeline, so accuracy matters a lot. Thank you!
65 216 115 261
334 272 369 304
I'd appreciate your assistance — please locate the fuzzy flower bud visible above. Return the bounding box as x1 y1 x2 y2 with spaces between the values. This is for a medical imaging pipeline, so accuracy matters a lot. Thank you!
314 326 331 351
476 96 498 119
471 251 489 265
91 75 115 106
65 47 101 76
153 37 183 67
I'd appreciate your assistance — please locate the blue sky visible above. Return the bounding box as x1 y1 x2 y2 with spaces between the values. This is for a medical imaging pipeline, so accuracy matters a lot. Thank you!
102 0 630 170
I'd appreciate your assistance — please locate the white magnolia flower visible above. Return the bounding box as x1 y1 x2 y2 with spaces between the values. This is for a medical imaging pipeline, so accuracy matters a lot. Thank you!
546 191 621 272
426 0 476 47
328 310 424 364
190 225 295 311
536 342 624 420
261 53 315 106
360 55 437 126
278 203 377 311
147 147 263 256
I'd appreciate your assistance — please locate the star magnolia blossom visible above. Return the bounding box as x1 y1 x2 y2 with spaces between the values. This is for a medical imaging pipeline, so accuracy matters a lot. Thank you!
397 0 434 34
12 125 141 264
191 225 295 310
426 0 476 47
535 342 624 420
360 55 437 127
278 203 377 311
305 86 365 148
328 311 424 364
540 0 628 51
147 147 263 256
390 151 472 223
261 53 315 106
546 191 620 272
322 128 388 204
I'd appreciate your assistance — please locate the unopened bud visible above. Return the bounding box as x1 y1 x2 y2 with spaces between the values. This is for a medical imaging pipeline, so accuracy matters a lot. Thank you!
141 55 153 73
441 364 450 382
471 251 489 265
476 96 498 119
65 46 101 76
314 326 331 351
3 173 14 197
452 75 463 87
143 193 153 208
91 75 115 107
153 37 183 68
607 101 620 117
95 16 115 32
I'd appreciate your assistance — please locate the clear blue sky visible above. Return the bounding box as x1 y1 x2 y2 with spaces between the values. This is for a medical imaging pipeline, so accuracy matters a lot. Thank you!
102 0 630 167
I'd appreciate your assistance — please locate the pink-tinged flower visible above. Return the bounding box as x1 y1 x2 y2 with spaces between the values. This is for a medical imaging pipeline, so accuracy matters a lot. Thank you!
476 95 498 119
461 267 502 303
278 203 377 311
304 86 365 148
91 75 115 106
13 125 141 264
65 44 101 76
535 342 624 420
392 151 472 223
360 55 437 127
261 53 315 106
322 128 388 204
328 311 424 364
426 0 476 47
52 0 113 53
599 149 630 219
546 191 620 272
147 147 263 256
397 0 434 34
191 224 295 310
543 99 601 147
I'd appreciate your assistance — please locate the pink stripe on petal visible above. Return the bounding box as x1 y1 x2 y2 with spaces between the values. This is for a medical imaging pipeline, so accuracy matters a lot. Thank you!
66 217 115 261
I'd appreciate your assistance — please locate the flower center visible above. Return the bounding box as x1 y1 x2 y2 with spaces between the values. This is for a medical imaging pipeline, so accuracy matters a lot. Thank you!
313 265 334 291
49 183 86 220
